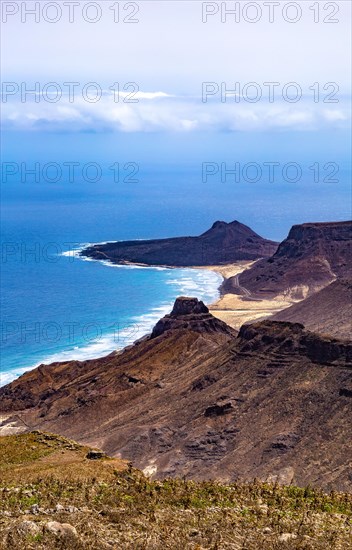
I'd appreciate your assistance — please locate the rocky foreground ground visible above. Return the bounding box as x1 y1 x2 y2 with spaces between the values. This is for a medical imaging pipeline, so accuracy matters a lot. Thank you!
1 432 351 550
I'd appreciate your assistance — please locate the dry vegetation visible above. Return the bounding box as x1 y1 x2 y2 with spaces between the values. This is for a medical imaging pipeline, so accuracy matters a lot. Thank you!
0 432 351 549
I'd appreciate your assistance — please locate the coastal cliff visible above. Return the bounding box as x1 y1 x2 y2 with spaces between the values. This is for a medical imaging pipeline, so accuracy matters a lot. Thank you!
223 221 352 299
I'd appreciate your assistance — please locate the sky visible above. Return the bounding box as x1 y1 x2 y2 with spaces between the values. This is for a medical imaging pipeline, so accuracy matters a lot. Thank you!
2 2 351 85
0 0 350 185
1 0 351 133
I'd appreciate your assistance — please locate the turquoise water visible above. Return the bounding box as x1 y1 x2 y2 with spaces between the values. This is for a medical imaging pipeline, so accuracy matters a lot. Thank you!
0 226 221 386
1 168 350 386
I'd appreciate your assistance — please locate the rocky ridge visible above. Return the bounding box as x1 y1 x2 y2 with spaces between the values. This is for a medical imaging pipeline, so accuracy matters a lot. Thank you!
1 297 351 491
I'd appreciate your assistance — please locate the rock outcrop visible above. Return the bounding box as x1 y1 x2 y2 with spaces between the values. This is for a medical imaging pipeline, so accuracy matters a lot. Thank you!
238 320 352 365
152 297 236 338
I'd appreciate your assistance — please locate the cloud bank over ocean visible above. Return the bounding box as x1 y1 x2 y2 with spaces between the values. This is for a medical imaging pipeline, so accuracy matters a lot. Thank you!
2 91 350 133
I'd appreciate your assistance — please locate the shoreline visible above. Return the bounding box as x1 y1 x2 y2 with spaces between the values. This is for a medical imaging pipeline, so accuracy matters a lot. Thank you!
0 260 222 387
195 262 295 330
78 250 295 331
1 251 294 388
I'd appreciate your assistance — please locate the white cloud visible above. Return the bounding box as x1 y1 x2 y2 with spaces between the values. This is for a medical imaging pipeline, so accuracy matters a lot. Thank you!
117 91 172 100
2 92 351 133
323 109 347 122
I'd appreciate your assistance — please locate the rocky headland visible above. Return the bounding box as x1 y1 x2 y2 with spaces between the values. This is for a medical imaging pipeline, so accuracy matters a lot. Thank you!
81 220 278 266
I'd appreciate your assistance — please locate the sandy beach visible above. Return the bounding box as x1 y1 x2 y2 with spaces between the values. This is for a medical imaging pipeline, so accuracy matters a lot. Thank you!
198 261 295 330
103 259 296 331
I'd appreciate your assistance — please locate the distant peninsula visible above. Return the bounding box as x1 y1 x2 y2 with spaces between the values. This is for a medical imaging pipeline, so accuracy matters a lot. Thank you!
81 220 278 266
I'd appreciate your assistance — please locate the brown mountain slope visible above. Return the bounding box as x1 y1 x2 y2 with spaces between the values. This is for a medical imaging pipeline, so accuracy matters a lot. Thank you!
1 298 351 491
223 221 352 299
81 220 278 266
272 279 352 339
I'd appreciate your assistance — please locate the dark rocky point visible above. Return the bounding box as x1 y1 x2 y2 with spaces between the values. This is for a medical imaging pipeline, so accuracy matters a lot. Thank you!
81 220 278 267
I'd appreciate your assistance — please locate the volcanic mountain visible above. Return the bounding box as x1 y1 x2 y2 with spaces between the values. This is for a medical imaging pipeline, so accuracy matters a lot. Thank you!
223 221 352 299
272 278 352 339
81 220 278 266
1 297 351 491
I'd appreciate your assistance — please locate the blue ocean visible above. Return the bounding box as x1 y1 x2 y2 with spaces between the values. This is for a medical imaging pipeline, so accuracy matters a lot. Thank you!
1 131 351 386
